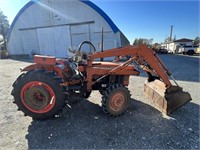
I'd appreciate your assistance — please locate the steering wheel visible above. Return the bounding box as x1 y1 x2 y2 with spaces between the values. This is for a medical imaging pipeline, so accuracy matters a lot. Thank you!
77 41 96 55
71 41 96 63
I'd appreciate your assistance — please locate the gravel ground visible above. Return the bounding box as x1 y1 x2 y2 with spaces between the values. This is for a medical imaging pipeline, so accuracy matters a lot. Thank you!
0 54 199 149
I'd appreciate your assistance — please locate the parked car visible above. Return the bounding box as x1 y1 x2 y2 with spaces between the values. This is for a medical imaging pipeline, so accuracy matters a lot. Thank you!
157 49 168 54
178 45 198 55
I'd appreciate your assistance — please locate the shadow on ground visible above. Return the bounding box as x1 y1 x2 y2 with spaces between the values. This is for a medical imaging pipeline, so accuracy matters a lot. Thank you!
26 98 199 149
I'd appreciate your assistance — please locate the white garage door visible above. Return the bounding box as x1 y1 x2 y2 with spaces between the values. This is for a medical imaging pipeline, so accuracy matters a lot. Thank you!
37 27 55 56
70 24 91 53
19 29 39 55
37 26 71 58
52 26 71 58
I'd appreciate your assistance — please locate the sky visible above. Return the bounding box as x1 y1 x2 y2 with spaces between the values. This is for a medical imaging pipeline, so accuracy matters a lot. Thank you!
0 0 199 43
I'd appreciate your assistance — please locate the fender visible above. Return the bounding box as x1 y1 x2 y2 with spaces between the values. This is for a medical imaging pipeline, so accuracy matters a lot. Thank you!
22 55 64 78
22 64 64 78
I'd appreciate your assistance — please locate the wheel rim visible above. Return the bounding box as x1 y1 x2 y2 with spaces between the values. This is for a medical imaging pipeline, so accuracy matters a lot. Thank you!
109 91 127 111
21 81 56 113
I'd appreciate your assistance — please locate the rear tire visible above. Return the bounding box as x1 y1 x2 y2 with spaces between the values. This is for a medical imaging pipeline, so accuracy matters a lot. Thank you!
102 84 131 116
12 70 67 120
187 50 194 55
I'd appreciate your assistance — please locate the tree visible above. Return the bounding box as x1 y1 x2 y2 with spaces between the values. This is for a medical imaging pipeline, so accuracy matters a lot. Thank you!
164 37 170 43
0 9 9 50
133 38 153 46
133 38 139 45
138 38 143 44
193 36 200 46
173 35 176 41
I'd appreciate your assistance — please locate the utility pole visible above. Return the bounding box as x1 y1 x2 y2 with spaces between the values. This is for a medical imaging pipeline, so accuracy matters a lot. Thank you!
170 25 173 42
100 27 104 61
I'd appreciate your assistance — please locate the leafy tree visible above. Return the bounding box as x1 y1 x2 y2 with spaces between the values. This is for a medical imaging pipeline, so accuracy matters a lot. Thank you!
193 36 200 46
138 38 143 44
133 38 139 45
0 9 9 49
133 38 153 46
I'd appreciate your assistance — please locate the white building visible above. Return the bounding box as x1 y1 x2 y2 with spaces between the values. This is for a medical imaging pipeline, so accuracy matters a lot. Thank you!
163 38 193 53
7 0 129 58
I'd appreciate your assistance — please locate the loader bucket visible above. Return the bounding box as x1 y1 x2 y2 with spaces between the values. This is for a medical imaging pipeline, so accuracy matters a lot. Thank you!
144 80 192 115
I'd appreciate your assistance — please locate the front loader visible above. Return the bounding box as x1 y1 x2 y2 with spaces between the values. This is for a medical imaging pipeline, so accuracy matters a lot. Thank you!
11 42 191 119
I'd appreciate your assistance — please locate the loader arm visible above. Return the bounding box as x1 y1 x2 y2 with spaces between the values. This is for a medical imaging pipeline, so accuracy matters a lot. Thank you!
88 44 191 115
89 45 172 88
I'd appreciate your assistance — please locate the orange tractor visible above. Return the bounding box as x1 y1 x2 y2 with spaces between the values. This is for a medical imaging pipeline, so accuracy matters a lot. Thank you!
11 42 191 119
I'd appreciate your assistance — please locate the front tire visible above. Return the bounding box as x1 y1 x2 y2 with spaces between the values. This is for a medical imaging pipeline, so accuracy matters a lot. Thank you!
12 70 67 120
102 84 131 116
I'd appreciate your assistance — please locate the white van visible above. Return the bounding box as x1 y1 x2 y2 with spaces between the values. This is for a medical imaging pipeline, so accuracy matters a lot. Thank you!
178 45 198 55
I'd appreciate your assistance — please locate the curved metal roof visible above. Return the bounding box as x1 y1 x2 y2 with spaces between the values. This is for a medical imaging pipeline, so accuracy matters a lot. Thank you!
7 0 119 41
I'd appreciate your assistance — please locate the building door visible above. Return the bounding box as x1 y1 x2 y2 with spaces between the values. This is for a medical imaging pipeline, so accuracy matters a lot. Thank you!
52 26 71 58
19 29 39 55
37 26 71 57
37 27 56 56
70 24 90 54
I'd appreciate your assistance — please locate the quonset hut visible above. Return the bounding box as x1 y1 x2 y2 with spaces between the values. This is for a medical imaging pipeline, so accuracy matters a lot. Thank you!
7 0 129 58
